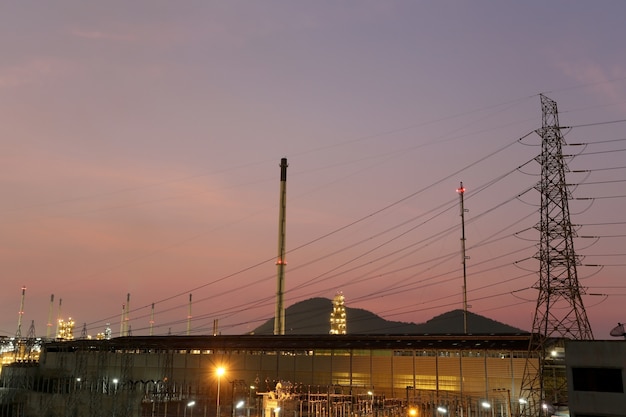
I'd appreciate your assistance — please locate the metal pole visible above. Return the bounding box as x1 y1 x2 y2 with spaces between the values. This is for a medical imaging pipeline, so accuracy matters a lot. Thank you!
457 183 469 334
217 376 222 417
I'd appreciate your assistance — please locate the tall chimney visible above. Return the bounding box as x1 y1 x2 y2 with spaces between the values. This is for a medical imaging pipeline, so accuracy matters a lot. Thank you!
46 294 54 340
274 158 288 335
15 286 26 339
187 293 192 336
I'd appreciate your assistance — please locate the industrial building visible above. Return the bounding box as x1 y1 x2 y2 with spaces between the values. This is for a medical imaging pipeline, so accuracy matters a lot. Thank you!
565 340 626 417
0 95 602 417
0 333 538 417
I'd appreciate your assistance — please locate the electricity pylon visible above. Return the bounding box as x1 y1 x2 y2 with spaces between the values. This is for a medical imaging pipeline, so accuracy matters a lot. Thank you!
519 94 594 417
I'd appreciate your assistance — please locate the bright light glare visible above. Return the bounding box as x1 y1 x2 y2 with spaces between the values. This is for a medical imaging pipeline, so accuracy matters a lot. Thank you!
481 401 491 409
408 408 417 416
216 367 225 377
188 401 196 407
236 401 245 409
437 406 447 413
518 398 528 404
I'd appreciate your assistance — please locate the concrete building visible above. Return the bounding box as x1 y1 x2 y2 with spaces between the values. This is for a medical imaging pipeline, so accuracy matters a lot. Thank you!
566 340 626 417
0 334 537 417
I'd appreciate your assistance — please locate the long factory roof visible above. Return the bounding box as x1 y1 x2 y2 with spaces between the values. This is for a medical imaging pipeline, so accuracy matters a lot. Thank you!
44 333 538 352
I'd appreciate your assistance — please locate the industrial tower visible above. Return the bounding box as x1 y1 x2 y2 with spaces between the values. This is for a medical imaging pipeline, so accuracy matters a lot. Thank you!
329 291 347 334
519 94 594 417
274 158 288 335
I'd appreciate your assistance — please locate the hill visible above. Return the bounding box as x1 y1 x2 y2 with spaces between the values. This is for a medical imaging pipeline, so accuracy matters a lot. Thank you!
251 297 527 335
413 309 527 334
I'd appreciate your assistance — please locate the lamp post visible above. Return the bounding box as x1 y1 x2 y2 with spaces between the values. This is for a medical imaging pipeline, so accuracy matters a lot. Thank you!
481 401 494 417
216 367 225 417
112 378 119 417
492 388 511 417
185 401 196 417
235 400 245 417
248 385 255 417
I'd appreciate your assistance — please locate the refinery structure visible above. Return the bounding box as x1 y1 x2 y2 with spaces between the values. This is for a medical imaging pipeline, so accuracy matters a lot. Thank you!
329 292 347 335
1 287 542 417
0 96 603 417
1 332 538 417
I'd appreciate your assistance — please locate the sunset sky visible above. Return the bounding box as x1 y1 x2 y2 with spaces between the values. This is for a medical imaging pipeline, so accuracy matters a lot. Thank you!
2 2 626 340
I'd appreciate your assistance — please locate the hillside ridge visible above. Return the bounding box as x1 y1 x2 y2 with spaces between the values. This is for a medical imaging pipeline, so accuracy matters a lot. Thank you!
251 297 527 335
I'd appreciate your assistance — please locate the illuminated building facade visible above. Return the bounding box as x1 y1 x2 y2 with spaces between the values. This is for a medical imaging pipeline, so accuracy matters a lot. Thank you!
56 317 75 341
0 334 538 417
329 292 347 335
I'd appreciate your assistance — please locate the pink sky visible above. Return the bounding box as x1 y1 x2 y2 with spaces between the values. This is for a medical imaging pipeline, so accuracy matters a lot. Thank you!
2 2 626 340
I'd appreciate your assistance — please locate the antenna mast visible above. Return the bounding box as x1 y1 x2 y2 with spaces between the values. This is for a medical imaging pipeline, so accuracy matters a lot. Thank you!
519 94 594 417
457 183 469 334
274 157 288 335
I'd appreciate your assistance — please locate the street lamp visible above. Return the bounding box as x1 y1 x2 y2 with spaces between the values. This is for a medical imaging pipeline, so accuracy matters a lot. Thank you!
216 367 225 417
112 378 119 417
185 400 196 417
249 385 256 417
481 401 493 417
236 400 245 417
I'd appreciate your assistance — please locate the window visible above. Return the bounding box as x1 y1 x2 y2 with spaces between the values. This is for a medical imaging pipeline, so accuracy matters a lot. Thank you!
572 367 624 393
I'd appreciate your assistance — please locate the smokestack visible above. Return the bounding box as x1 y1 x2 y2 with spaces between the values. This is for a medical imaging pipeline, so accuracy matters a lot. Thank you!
187 293 192 336
119 293 131 337
124 293 131 337
150 303 155 336
120 303 125 337
274 157 288 335
56 298 63 339
15 286 26 339
46 294 54 340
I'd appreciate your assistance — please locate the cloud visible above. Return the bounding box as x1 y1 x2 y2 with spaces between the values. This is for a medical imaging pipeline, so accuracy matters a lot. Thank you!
0 58 69 89
556 58 626 108
69 29 139 42
67 22 185 49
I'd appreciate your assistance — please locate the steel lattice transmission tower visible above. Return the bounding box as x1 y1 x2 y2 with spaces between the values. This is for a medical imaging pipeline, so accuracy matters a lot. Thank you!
519 94 594 417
